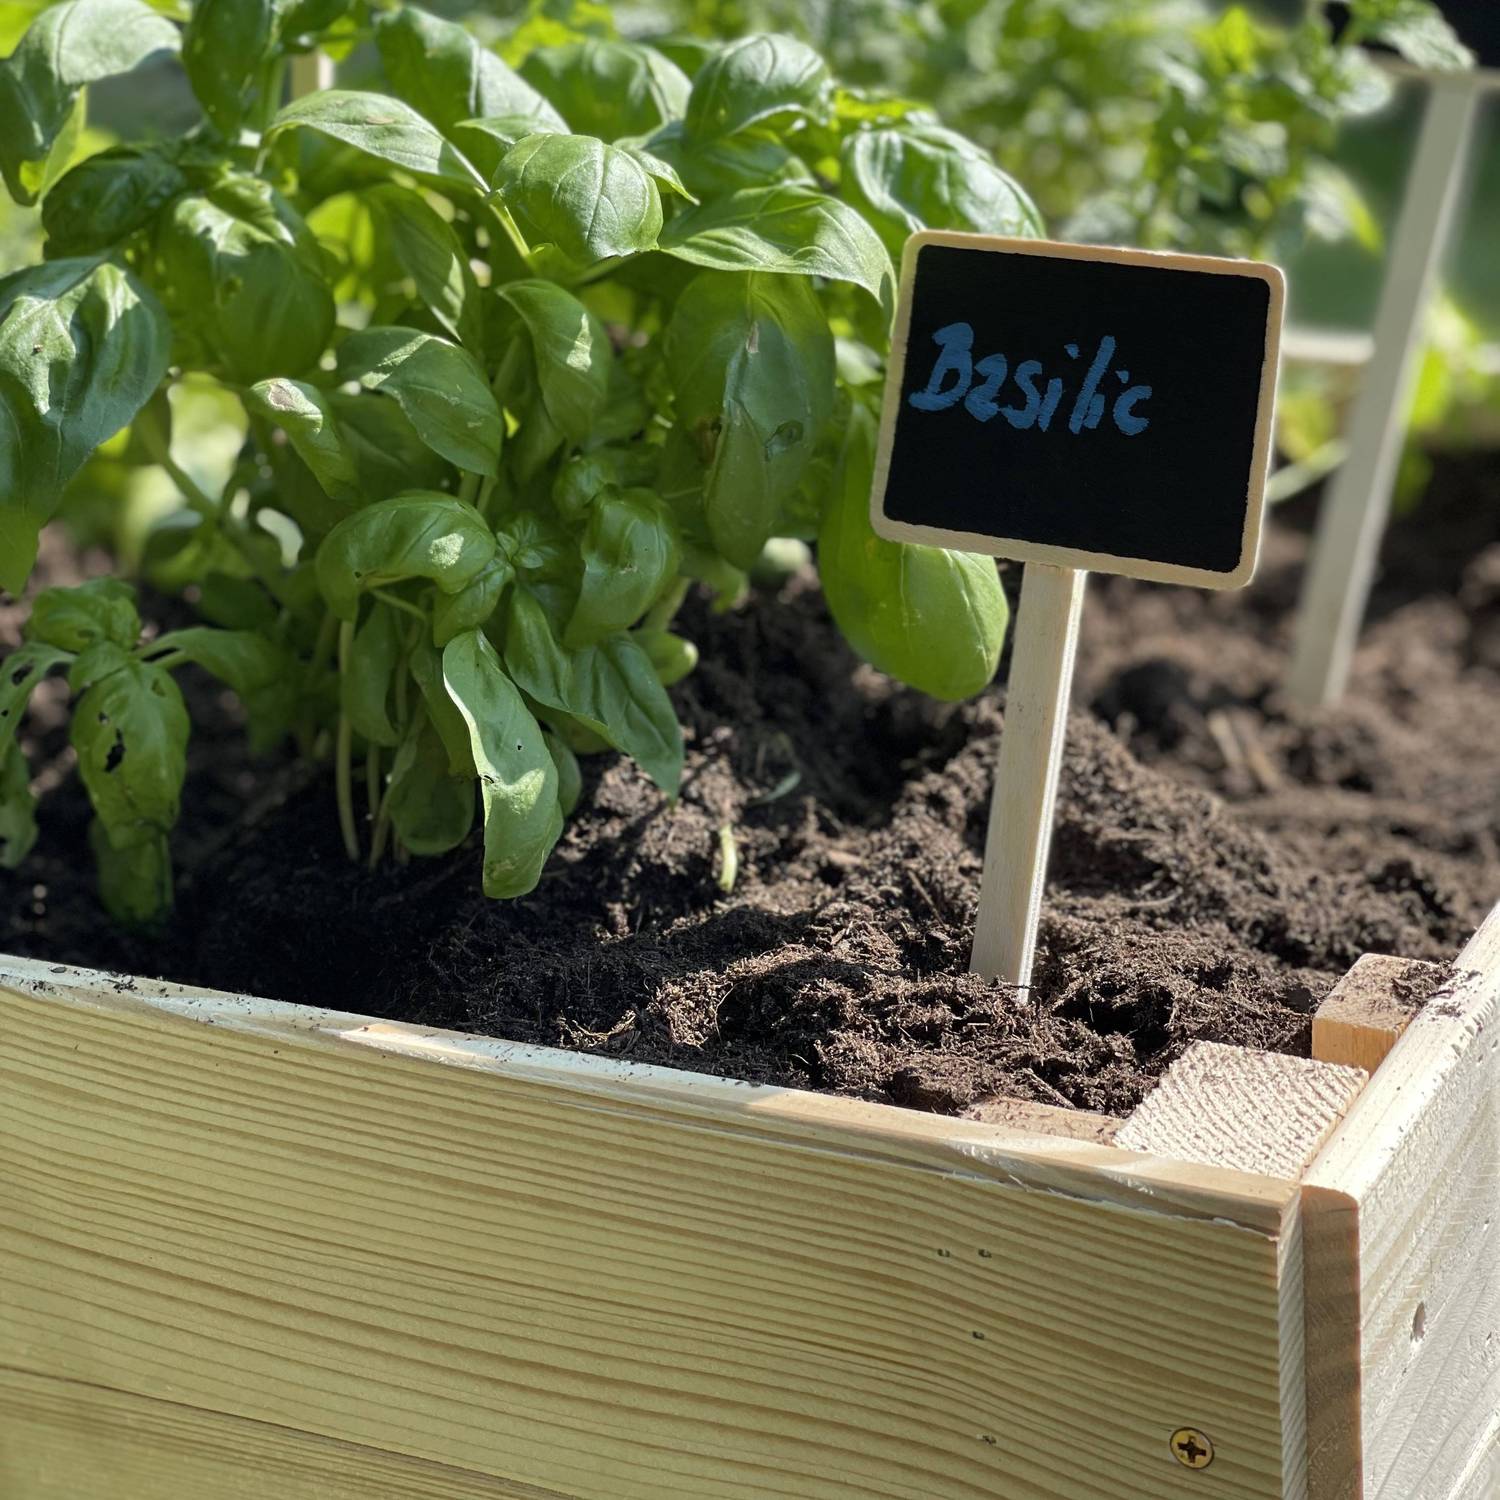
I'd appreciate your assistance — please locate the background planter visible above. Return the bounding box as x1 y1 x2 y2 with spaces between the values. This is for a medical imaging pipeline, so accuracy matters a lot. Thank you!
1 901 1495 1500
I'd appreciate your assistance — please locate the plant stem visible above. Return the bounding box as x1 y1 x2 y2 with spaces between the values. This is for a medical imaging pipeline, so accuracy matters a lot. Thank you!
457 471 481 506
369 586 429 622
488 199 533 264
335 620 359 862
135 403 219 523
366 741 383 833
643 577 690 633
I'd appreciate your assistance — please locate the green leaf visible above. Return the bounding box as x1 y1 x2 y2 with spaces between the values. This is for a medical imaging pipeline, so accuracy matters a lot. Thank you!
72 657 189 837
495 279 610 442
660 183 894 307
441 627 561 899
617 142 696 203
0 0 179 205
503 586 682 797
0 742 37 869
684 34 830 143
450 113 566 180
245 378 359 505
565 487 679 648
410 635 472 774
520 39 690 142
664 270 833 569
1350 0 1474 71
432 554 513 647
544 729 581 816
493 133 663 265
0 642 71 750
336 325 503 477
648 120 810 200
41 145 188 257
375 6 566 138
152 174 334 385
818 408 1007 701
385 714 475 855
635 628 698 687
342 604 403 748
181 0 275 136
841 123 1043 261
316 491 496 621
329 388 450 501
145 626 294 750
366 183 483 351
24 578 139 652
0 259 171 595
90 818 173 926
268 90 486 193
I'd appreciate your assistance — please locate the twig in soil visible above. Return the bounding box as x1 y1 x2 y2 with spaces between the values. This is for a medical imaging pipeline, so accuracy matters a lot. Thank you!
716 823 738 894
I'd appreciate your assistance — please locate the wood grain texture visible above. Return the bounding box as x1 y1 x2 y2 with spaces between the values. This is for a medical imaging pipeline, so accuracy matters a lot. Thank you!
963 1096 1121 1145
1116 1043 1367 1180
1311 954 1437 1075
1304 900 1500 1500
969 562 1086 987
0 1366 554 1498
0 957 1309 1500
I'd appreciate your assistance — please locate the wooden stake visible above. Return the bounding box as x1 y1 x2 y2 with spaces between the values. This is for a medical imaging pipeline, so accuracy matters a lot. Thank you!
1286 74 1484 708
970 563 1085 986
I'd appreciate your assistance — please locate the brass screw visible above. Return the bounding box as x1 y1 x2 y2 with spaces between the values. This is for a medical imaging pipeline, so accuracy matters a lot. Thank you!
1170 1429 1215 1470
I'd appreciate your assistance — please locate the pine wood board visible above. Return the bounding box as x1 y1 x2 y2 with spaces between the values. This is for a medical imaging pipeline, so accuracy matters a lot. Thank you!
0 957 1304 1500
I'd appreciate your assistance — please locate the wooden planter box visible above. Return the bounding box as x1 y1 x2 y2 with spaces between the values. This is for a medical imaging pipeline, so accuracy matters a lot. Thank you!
2 900 1495 1500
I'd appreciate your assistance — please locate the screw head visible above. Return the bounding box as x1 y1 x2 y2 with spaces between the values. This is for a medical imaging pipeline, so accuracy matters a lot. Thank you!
1170 1428 1215 1470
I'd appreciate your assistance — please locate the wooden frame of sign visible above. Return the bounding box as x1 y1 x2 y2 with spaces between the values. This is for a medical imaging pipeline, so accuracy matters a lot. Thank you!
870 231 1284 985
3 898 1496 1499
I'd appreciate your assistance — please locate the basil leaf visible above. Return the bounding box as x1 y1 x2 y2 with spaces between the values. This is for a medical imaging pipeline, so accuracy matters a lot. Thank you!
152 175 334 385
90 818 173 926
635 628 698 687
451 113 565 180
493 133 663 265
268 90 487 193
544 729 582 817
410 635 473 775
72 657 189 837
329 389 451 501
0 642 71 750
342 604 403 748
0 742 38 869
336 325 503 476
818 408 1007 701
0 0 179 205
385 714 475 856
495 279 610 443
660 183 894 307
41 145 187 257
442 627 561 899
245 378 359 506
565 487 679 648
842 123 1044 261
0 258 171 595
520 39 690 142
375 6 566 138
503 587 682 798
684 34 830 143
24 578 139 652
432 554 513 647
146 626 294 751
648 120 810 200
366 183 483 351
182 0 275 136
664 270 833 569
316 491 496 621
617 142 696 203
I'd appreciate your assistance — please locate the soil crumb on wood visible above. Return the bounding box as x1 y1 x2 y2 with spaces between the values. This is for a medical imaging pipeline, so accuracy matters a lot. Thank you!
2 462 1497 1116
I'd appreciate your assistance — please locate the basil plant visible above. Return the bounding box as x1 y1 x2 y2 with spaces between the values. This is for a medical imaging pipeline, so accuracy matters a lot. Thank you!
0 1 1022 923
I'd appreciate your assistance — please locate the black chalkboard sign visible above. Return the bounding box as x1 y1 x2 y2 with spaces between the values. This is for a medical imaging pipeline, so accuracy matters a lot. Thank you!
871 233 1285 589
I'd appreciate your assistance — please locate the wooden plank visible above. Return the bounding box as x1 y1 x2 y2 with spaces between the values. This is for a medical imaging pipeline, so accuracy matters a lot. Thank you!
0 1365 548 1498
970 562 1086 987
964 1096 1121 1145
1311 954 1439 1075
0 958 1309 1500
1116 1044 1367 1180
1304 900 1500 1500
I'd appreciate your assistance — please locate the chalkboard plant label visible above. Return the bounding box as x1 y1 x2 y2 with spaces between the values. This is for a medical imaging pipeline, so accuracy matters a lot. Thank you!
872 231 1285 589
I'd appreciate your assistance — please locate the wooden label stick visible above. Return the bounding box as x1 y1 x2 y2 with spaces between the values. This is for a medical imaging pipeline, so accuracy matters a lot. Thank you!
870 231 1283 989
970 563 1085 985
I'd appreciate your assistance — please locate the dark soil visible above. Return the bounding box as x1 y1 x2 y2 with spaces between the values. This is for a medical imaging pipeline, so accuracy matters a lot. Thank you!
3 460 1497 1116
